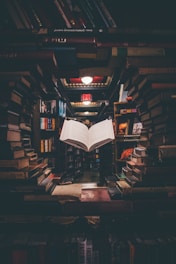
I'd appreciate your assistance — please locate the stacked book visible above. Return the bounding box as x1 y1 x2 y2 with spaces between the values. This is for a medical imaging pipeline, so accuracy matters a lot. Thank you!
3 0 117 32
116 145 176 198
124 68 176 146
0 75 54 199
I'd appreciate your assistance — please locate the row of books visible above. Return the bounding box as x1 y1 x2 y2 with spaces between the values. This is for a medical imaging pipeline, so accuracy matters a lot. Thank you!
40 99 57 114
40 138 55 153
40 117 56 130
64 144 84 178
0 229 176 264
2 0 117 33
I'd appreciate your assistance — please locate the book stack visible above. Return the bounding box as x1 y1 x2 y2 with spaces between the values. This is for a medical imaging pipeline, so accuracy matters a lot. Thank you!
116 144 176 198
39 99 59 169
125 72 176 146
0 81 27 178
3 0 117 33
0 74 55 198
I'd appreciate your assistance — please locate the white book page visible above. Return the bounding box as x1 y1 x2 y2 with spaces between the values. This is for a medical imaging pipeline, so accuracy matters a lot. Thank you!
88 119 115 149
60 119 89 146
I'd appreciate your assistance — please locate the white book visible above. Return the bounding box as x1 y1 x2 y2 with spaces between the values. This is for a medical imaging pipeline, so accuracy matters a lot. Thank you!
60 119 115 152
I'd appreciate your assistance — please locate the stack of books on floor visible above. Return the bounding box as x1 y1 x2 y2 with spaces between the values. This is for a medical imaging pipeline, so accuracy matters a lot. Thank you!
116 145 176 199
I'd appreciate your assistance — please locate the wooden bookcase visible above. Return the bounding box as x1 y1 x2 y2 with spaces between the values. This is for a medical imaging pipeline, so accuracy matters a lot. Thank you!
113 101 144 174
39 98 59 169
63 144 84 180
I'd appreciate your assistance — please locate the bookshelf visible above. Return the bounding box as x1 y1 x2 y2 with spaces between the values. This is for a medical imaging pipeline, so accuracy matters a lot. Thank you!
0 73 55 200
63 144 84 181
113 101 142 173
1 1 176 262
33 98 60 171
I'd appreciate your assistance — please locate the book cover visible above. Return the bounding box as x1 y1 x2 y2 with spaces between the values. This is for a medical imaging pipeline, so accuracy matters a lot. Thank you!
60 119 115 152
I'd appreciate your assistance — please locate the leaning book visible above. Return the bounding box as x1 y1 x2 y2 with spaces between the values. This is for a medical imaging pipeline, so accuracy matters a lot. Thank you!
60 119 115 152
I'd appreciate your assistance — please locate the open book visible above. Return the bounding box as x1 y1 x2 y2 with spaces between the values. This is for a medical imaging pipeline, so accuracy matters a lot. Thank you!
60 119 115 152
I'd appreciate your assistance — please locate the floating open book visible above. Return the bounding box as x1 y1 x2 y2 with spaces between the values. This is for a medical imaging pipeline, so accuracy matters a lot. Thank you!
60 119 115 152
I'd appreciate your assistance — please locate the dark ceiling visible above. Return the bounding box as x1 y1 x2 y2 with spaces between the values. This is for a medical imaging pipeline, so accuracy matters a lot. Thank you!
0 0 176 123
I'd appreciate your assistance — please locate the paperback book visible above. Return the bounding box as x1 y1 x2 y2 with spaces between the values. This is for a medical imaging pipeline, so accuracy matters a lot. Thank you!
60 119 115 152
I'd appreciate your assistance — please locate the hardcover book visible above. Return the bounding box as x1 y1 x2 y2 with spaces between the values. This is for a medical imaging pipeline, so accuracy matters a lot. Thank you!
60 119 115 152
0 128 21 141
0 157 29 170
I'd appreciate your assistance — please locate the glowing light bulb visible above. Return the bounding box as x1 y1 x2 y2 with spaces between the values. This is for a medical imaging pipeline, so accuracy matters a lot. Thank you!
81 76 93 85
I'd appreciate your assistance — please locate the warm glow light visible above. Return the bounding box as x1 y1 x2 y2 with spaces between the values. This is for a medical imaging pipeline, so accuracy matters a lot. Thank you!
81 76 93 85
81 93 92 105
83 101 90 105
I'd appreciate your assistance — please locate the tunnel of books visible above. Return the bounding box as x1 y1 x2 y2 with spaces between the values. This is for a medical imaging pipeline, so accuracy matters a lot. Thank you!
1 1 176 263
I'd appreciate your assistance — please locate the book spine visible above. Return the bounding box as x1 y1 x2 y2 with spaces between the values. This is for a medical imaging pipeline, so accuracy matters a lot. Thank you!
29 0 52 29
76 0 96 28
44 139 49 152
53 0 72 28
40 139 45 153
137 77 148 91
16 0 34 29
5 0 24 29
138 67 176 75
11 90 23 105
13 149 25 159
65 0 87 29
12 0 31 29
40 117 44 130
52 118 56 130
0 129 21 142
0 171 27 179
0 50 57 64
58 0 80 28
84 0 105 29
127 47 165 56
151 82 176 89
96 0 117 28
93 0 110 28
